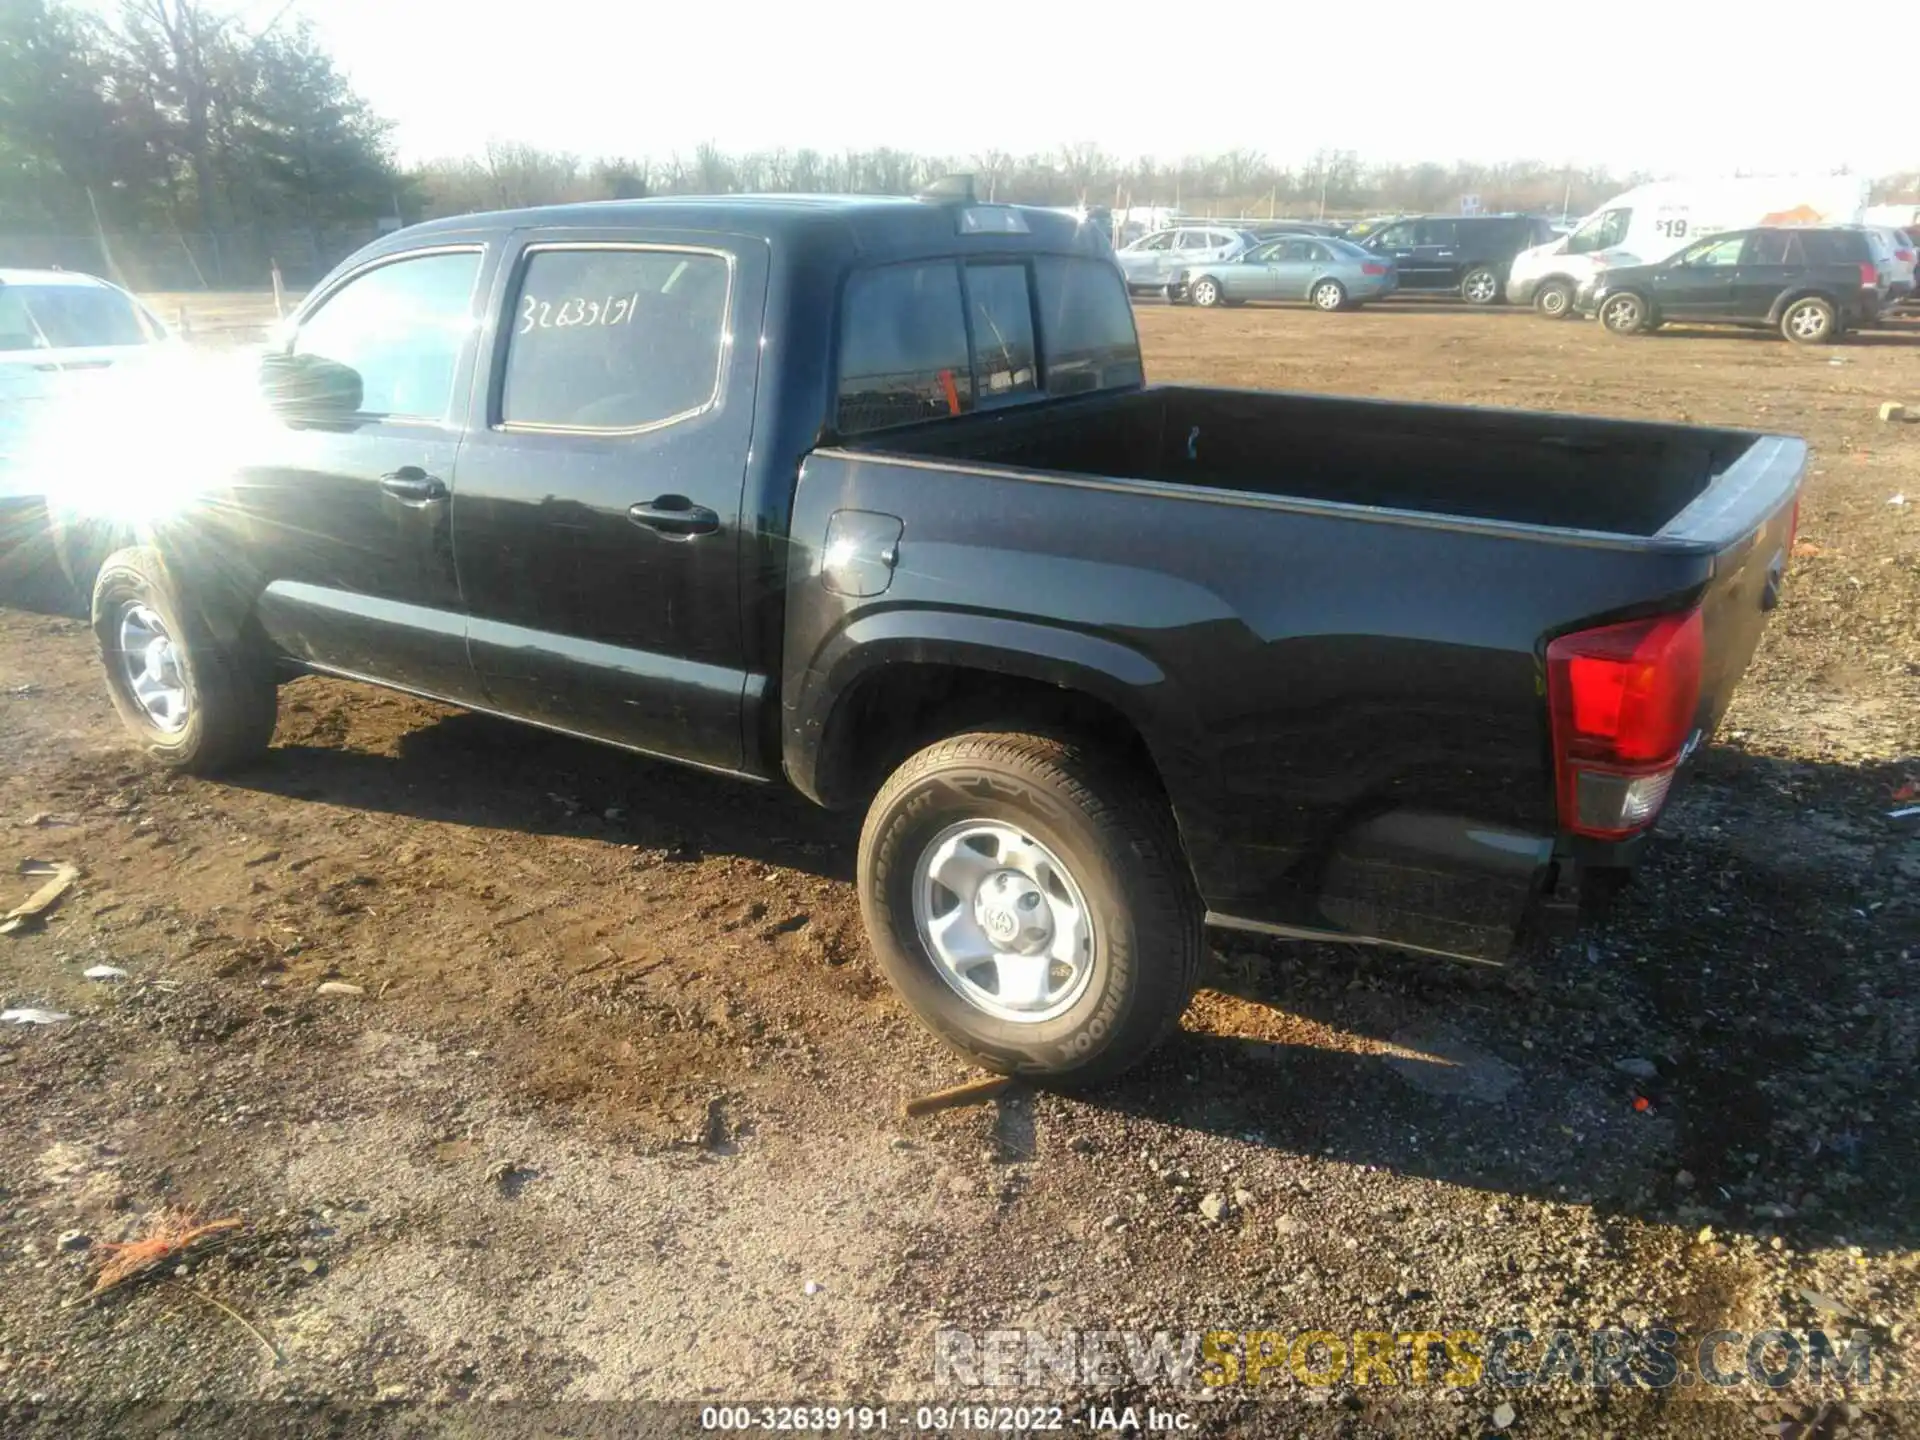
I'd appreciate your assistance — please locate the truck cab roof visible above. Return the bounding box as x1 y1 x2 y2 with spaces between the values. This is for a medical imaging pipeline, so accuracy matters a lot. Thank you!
389 194 1114 269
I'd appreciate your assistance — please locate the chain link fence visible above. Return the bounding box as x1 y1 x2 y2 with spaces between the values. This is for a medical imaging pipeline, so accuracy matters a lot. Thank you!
0 224 394 292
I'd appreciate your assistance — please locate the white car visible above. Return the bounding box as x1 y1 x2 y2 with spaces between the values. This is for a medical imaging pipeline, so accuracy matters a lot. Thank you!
1114 226 1254 293
2 270 175 594
2 269 173 487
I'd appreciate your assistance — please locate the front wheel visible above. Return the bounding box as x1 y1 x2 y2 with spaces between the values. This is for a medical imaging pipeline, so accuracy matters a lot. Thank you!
1599 291 1652 335
1780 296 1836 344
1533 279 1575 319
92 547 279 773
1188 275 1224 308
1461 266 1502 305
1311 279 1348 312
857 731 1202 1085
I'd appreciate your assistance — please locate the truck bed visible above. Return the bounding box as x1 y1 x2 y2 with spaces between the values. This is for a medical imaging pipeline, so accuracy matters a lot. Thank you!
791 385 1804 962
848 385 1780 543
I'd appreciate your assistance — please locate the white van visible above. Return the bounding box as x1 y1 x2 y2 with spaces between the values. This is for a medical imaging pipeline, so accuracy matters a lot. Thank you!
1508 176 1871 318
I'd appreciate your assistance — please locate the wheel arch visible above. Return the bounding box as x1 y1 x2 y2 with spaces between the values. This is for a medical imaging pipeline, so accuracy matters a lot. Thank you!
1767 288 1841 326
787 616 1214 832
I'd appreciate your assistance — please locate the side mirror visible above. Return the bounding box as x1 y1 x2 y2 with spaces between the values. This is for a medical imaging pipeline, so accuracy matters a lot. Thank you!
258 351 362 420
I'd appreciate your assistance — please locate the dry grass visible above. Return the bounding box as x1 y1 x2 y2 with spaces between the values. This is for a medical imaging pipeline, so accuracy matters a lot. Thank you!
86 1210 243 1298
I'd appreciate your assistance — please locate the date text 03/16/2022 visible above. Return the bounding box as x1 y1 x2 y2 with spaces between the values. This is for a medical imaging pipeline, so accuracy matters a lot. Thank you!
699 1405 1193 1432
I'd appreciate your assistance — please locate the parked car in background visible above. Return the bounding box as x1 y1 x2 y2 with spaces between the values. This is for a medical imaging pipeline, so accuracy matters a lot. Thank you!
1510 176 1871 320
2 270 174 592
1581 226 1889 343
1114 226 1253 293
1352 215 1558 304
1854 226 1914 309
1174 235 1397 311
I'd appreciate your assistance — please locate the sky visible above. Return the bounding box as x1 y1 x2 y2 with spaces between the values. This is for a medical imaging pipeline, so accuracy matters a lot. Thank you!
277 1 1912 181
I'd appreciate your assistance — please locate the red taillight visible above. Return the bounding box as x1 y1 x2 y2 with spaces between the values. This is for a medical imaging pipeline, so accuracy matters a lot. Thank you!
1361 262 1388 276
1859 262 1878 288
1787 497 1801 552
1546 609 1704 839
1898 249 1915 264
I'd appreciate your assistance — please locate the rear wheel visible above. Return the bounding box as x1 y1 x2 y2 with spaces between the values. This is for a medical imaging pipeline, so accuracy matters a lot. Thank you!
1600 291 1651 335
1188 275 1224 308
1461 266 1502 305
1311 279 1348 312
1780 296 1835 344
857 730 1202 1085
1533 279 1575 319
92 547 278 773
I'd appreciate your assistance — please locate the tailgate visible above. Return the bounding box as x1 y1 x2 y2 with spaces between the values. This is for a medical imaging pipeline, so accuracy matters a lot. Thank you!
1655 435 1806 740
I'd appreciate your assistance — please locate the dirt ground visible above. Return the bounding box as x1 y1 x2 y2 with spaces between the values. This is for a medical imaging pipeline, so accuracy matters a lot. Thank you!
1 295 1917 1438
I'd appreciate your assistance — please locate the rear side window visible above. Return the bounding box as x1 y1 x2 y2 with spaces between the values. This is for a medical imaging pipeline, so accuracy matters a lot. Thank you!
837 256 1142 431
499 247 730 431
836 262 974 434
1801 230 1869 264
1033 257 1143 396
1416 219 1458 247
1748 231 1808 266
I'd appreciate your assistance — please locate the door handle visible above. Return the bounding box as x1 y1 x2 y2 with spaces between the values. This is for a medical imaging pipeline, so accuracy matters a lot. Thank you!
628 496 720 538
379 466 447 503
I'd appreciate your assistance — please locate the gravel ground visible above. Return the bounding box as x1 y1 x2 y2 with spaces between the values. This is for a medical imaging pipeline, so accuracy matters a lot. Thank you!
0 297 1915 1439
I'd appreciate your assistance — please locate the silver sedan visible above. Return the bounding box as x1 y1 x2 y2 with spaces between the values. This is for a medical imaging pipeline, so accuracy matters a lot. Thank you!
1174 236 1399 311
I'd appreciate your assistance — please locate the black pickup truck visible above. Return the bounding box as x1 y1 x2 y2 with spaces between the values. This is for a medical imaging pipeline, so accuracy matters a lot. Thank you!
66 184 1805 1084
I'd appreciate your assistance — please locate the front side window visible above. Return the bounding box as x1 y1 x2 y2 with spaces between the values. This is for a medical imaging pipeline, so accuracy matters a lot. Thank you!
292 250 481 420
1370 223 1416 249
1678 235 1746 268
964 264 1037 400
1566 208 1632 254
836 262 974 434
499 247 729 431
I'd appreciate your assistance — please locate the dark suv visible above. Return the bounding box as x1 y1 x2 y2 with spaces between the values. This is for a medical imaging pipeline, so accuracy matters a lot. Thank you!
1352 214 1559 304
1581 227 1890 344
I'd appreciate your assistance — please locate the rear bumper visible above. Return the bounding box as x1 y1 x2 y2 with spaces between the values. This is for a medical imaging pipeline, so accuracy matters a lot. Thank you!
1197 810 1657 967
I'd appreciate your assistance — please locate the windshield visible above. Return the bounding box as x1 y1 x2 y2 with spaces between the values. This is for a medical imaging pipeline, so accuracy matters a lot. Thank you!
0 284 153 352
1565 208 1632 255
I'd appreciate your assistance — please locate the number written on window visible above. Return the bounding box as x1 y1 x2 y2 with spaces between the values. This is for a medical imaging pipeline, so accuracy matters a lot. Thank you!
1655 217 1690 239
516 292 642 333
500 248 729 431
